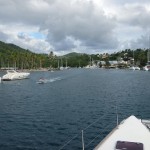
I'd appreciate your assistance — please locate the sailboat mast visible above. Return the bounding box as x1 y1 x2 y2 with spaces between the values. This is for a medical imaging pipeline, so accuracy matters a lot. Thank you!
133 50 134 66
90 55 92 66
148 35 150 63
66 59 67 68
58 59 60 68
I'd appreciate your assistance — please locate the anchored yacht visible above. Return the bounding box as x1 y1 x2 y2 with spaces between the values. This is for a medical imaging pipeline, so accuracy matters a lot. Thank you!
2 70 30 81
143 61 150 71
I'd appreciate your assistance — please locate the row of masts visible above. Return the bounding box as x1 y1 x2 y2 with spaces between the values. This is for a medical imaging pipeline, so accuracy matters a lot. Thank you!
148 35 150 64
0 59 43 70
0 58 69 70
57 59 68 70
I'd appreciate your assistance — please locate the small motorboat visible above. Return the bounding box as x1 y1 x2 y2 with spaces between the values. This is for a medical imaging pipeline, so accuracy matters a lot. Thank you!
36 78 46 84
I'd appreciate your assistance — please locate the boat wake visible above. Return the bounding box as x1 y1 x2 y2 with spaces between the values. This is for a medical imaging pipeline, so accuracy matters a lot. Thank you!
47 77 62 83
36 77 62 84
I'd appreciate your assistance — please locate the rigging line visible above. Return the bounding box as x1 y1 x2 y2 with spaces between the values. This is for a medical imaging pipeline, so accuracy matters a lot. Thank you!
85 120 116 148
58 133 79 150
83 113 108 131
58 104 115 150
83 103 116 132
58 113 109 150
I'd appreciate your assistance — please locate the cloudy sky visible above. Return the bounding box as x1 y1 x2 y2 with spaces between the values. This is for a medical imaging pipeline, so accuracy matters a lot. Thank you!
0 0 150 55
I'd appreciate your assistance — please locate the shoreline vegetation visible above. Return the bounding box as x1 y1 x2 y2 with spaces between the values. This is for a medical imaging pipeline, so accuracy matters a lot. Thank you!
0 40 149 70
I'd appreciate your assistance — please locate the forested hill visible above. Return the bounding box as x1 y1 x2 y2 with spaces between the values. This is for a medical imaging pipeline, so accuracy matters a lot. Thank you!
0 41 50 69
0 40 149 69
63 52 83 58
0 41 92 68
0 41 30 53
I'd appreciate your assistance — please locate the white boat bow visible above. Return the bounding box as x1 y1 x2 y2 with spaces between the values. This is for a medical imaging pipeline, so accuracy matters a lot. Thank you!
94 115 150 150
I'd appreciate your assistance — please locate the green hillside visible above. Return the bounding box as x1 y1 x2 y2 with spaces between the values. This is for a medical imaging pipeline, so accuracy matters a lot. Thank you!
0 41 51 69
0 41 149 69
63 52 83 58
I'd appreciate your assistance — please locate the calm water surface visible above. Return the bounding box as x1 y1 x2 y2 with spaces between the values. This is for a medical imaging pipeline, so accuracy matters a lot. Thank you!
0 69 150 150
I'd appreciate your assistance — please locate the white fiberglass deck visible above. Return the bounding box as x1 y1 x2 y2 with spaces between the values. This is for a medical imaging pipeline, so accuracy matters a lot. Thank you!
94 115 150 150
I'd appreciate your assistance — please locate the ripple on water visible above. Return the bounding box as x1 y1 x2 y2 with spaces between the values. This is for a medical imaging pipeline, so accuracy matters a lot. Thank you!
0 69 150 150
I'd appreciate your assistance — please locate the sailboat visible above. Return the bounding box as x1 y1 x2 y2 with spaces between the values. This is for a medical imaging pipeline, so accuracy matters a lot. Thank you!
143 49 150 71
65 59 69 69
143 36 150 71
89 56 98 69
60 59 64 70
129 50 140 70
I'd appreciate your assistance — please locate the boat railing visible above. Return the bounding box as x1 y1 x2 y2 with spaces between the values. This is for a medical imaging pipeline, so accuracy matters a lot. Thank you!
142 119 150 130
58 113 116 150
85 121 115 149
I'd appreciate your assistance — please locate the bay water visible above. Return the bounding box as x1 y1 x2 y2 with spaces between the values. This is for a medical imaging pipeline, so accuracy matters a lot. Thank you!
0 69 150 150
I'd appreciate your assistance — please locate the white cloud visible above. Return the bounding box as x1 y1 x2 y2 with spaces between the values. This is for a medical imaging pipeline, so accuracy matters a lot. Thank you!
0 0 150 55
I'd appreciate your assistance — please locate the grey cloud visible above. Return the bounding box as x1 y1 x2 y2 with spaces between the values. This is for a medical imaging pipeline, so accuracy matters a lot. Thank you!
47 36 77 51
0 31 9 42
40 0 118 51
104 0 150 6
118 3 150 29
0 0 119 53
0 0 50 25
130 34 150 49
1 0 150 55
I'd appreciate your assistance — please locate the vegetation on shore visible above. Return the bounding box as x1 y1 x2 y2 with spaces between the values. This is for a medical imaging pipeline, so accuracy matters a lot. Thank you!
0 41 149 69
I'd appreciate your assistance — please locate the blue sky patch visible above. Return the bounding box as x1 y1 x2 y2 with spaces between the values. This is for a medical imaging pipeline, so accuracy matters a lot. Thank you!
18 32 46 40
29 32 46 40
